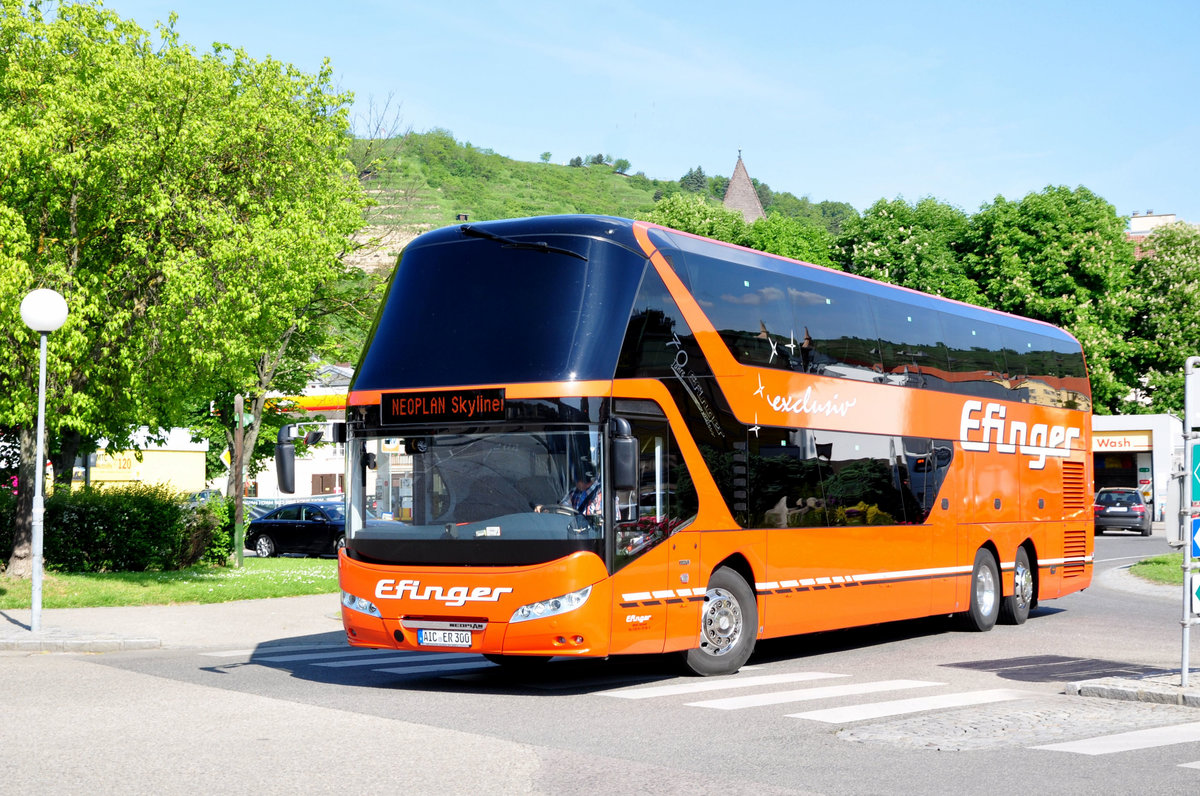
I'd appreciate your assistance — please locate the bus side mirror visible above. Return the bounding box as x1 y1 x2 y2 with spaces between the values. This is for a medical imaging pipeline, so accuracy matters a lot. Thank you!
276 425 298 494
610 417 638 492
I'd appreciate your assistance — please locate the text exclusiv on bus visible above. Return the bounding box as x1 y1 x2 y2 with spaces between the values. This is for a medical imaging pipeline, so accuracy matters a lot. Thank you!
274 215 1093 677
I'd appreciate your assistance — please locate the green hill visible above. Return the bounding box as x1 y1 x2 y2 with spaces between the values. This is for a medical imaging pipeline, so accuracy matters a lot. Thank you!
347 129 857 267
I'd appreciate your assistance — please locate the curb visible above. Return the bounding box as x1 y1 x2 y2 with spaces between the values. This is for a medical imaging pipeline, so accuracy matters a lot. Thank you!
1067 674 1200 708
0 635 161 653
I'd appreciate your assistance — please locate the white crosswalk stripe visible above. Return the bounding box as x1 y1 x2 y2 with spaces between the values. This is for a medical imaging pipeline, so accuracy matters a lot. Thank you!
201 645 490 676
788 688 1032 722
315 652 471 668
1031 721 1200 755
252 649 400 663
598 671 847 700
375 661 498 676
689 679 942 711
200 644 341 658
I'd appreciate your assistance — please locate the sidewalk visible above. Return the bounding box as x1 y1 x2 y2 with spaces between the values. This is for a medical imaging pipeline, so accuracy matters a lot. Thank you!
1065 564 1200 707
0 592 345 652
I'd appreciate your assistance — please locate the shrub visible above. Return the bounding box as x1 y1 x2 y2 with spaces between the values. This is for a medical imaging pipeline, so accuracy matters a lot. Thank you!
191 495 234 566
0 484 234 573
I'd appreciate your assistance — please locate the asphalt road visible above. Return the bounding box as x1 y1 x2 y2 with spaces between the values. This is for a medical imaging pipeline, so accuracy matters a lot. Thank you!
4 530 1199 795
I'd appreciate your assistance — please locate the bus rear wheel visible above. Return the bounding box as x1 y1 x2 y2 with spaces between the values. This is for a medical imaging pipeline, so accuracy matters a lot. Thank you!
1000 547 1033 625
963 548 1000 632
683 566 758 676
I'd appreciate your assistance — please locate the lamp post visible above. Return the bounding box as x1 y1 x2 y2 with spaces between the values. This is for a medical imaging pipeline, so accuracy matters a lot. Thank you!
19 288 68 633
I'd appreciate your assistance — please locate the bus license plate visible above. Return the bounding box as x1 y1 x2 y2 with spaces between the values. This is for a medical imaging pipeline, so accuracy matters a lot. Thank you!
418 629 472 647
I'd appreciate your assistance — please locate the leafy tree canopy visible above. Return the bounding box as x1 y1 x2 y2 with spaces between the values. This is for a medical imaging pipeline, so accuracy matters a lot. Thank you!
834 197 981 304
0 0 367 573
1127 222 1200 414
964 185 1136 411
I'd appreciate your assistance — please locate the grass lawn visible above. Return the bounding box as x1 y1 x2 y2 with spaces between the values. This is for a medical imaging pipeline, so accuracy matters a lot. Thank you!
0 557 339 609
1128 552 1185 586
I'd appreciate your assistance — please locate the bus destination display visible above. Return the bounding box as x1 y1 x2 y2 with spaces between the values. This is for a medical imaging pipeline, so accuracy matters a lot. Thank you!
381 388 506 424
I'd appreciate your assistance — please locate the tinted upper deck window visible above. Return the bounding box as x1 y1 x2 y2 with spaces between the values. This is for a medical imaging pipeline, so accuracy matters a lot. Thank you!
353 234 646 391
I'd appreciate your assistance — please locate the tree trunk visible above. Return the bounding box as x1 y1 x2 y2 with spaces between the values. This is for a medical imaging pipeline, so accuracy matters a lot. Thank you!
51 427 81 489
6 426 38 578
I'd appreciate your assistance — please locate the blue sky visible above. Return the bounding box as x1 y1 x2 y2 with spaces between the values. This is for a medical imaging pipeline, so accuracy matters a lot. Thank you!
103 0 1200 223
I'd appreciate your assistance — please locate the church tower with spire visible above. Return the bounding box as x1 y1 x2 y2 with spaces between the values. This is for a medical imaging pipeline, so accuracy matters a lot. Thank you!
722 151 765 223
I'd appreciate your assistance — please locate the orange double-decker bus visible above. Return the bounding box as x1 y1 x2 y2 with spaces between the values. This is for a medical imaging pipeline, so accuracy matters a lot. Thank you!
277 215 1093 676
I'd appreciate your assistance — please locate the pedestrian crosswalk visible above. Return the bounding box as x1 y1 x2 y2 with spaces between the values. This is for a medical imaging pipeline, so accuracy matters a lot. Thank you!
200 644 498 676
199 644 1200 766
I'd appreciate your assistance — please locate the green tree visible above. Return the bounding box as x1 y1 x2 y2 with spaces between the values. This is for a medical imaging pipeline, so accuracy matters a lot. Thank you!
751 179 772 211
746 214 836 268
679 166 708 193
708 175 729 200
834 197 981 303
1126 222 1200 414
642 193 747 244
539 151 551 164
612 158 631 174
964 186 1137 411
0 1 366 575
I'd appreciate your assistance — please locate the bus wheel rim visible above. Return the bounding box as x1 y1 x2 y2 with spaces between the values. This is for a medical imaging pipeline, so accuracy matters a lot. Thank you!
1014 561 1032 608
700 588 741 656
977 565 997 616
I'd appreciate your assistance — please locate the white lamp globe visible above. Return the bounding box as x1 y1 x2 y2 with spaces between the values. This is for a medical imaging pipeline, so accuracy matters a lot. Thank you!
20 288 68 333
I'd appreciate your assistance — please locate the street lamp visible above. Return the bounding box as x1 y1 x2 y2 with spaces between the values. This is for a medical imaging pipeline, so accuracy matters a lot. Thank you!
19 288 68 633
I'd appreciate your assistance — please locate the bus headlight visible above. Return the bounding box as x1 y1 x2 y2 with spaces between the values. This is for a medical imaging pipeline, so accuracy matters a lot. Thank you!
510 585 592 624
341 590 381 618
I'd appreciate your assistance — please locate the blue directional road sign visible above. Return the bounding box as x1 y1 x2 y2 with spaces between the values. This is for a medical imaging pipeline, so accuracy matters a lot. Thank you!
1193 516 1200 559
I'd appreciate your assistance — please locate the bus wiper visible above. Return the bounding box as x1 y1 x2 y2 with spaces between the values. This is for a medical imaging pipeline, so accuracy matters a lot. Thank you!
460 225 588 261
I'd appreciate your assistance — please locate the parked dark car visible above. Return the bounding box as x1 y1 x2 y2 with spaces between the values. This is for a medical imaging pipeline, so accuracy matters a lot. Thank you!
245 502 346 557
1093 488 1152 536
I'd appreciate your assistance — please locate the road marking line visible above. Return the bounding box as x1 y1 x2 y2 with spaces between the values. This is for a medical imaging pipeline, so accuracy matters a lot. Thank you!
316 653 475 668
201 644 342 658
598 671 848 700
1179 760 1200 769
689 679 941 710
254 649 402 663
1032 722 1200 755
375 661 498 676
789 688 1032 722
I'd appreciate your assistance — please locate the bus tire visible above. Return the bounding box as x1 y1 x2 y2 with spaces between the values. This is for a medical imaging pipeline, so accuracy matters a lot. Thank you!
963 548 1000 632
1000 547 1033 625
683 566 758 676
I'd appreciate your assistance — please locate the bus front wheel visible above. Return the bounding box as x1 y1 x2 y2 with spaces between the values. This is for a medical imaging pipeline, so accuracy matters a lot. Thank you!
963 548 1000 632
683 566 758 676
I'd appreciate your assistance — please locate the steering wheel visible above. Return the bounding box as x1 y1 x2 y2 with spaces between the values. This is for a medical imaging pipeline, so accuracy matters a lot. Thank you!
535 503 582 517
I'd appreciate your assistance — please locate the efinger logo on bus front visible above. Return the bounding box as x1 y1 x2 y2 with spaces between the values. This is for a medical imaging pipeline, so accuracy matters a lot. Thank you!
959 400 1081 470
374 579 513 607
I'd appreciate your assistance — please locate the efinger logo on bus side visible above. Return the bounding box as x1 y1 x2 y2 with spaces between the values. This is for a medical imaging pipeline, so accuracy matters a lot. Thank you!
374 579 513 607
959 400 1081 470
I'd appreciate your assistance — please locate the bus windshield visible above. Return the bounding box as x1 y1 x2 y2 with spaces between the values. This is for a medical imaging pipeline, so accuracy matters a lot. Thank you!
350 428 607 567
